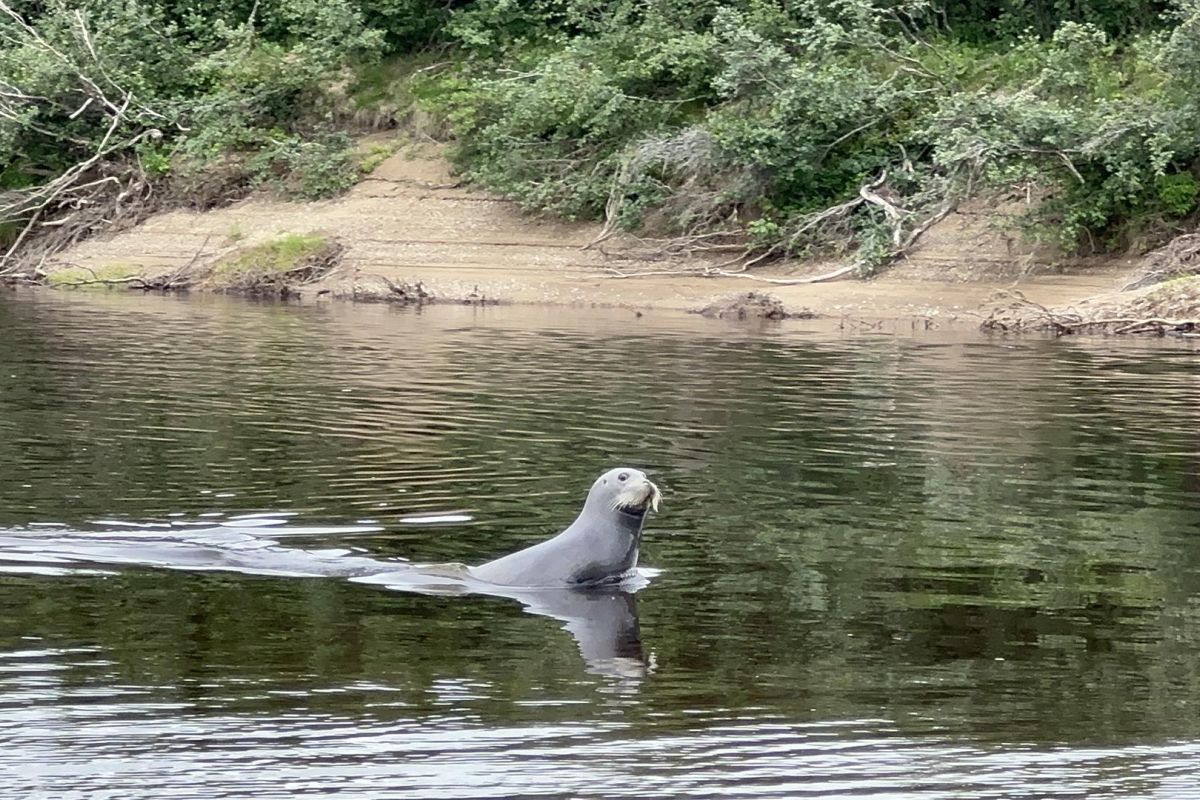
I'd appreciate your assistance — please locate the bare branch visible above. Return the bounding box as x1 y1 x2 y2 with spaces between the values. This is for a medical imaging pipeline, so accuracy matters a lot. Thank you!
706 264 857 284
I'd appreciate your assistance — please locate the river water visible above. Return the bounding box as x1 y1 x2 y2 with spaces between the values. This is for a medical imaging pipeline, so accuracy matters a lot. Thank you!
1 291 1199 799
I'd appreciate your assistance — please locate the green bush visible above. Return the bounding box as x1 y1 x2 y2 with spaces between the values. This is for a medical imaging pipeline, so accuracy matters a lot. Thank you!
245 133 361 200
1156 173 1199 216
5 0 1200 273
422 0 1200 262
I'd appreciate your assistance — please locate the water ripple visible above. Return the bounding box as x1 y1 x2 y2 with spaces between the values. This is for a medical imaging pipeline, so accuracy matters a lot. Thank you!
1 294 1199 797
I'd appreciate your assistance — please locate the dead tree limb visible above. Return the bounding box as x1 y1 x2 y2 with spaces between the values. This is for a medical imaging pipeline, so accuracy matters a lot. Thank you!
0 3 174 277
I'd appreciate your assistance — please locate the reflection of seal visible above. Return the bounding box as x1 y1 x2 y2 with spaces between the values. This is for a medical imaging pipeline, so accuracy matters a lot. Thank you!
519 588 647 681
470 467 661 588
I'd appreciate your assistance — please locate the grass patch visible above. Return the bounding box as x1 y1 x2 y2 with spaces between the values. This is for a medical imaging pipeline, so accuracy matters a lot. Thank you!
357 140 402 174
47 263 141 289
213 234 328 278
210 233 342 297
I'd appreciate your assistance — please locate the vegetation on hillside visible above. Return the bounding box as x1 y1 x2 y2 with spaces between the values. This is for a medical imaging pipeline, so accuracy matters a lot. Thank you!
3 0 1200 279
430 0 1200 273
0 0 383 275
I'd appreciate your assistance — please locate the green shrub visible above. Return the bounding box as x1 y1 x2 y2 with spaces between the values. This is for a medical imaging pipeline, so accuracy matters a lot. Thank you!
0 0 388 271
422 0 1200 262
1156 173 1199 216
6 0 1200 274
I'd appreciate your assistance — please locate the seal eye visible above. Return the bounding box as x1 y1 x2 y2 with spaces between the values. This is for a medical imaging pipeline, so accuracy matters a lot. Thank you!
618 472 629 482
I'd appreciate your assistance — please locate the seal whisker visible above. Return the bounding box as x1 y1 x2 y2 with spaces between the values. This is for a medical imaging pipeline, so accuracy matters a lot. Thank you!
610 478 660 515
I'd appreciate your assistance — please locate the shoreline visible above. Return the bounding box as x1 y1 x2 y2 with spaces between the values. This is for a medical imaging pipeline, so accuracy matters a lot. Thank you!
27 139 1143 324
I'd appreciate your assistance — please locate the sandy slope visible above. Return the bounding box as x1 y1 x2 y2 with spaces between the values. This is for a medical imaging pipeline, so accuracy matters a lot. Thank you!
46 140 1134 320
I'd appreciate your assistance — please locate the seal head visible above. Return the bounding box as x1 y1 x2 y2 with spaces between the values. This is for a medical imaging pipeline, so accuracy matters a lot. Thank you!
469 467 661 588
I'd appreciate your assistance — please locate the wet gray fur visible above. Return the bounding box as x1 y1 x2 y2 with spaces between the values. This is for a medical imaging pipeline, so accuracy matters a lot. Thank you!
469 467 658 588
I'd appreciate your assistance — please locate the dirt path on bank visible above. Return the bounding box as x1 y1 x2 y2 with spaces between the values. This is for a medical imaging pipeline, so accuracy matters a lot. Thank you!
47 140 1135 320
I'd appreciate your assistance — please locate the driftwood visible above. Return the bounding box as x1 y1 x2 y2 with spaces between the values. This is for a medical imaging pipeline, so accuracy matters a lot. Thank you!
585 160 960 286
216 241 344 298
598 262 857 285
0 2 170 278
49 236 215 292
980 289 1200 336
589 168 960 285
49 235 346 298
1122 233 1200 292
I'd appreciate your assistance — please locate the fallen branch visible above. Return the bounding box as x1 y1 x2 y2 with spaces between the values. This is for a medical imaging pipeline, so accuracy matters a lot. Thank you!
51 274 146 288
704 264 857 285
979 289 1200 335
583 154 970 287
0 4 172 276
859 171 908 247
599 262 856 284
1122 233 1200 291
139 234 215 290
900 196 955 249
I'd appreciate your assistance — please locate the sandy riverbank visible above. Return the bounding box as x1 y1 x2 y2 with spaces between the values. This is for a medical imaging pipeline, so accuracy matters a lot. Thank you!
40 138 1140 322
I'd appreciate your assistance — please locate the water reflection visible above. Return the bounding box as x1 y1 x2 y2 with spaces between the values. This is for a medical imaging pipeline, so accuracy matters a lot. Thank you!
370 579 651 683
3 292 1200 797
0 518 652 683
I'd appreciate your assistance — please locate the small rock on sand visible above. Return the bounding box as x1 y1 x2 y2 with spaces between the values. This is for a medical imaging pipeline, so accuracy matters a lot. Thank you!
696 292 816 321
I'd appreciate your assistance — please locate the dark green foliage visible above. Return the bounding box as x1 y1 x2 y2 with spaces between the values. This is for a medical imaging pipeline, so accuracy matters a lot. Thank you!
0 0 405 263
4 0 1200 270
422 0 1200 262
358 0 462 51
939 0 1170 40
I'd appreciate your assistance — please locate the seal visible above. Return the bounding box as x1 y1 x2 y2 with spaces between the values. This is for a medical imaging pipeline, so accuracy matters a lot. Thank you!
469 467 661 588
